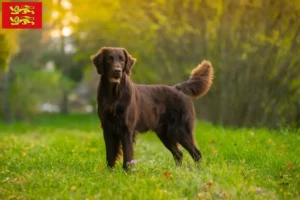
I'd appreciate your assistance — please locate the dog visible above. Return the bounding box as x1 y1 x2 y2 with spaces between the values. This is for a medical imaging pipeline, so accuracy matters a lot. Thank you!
91 47 213 169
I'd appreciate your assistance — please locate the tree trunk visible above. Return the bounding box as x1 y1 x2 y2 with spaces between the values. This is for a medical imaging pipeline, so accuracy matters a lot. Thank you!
59 25 69 114
2 69 12 123
60 90 69 114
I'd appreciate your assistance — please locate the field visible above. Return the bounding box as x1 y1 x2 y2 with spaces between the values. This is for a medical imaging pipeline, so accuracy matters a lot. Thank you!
0 114 299 200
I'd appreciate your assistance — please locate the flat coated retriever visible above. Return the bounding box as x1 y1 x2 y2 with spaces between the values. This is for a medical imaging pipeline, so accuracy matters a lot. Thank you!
91 47 213 169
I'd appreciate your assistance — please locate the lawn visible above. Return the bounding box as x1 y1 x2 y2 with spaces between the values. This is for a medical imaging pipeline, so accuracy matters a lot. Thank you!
0 114 299 200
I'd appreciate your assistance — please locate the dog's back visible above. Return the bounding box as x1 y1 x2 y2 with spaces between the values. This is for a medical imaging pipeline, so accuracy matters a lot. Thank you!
134 84 195 134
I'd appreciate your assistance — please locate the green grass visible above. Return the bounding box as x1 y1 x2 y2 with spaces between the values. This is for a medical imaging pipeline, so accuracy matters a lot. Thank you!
0 114 299 200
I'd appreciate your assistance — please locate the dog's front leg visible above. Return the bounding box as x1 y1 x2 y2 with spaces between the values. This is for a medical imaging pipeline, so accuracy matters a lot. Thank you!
121 131 134 170
103 132 121 168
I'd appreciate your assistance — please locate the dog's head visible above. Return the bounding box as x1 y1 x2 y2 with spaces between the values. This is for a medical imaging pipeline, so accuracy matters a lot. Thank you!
91 47 136 84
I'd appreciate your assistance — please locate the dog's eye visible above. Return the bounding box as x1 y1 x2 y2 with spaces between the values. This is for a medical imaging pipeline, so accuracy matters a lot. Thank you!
108 56 113 62
120 57 125 62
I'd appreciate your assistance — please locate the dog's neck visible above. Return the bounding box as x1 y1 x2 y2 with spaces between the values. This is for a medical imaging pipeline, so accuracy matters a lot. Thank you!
98 74 132 103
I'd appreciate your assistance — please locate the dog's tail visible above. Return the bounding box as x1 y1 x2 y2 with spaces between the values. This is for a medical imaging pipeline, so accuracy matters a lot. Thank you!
174 60 213 98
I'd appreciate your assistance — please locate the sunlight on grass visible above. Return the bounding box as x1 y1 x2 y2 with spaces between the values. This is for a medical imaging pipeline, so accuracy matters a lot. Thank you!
0 115 299 199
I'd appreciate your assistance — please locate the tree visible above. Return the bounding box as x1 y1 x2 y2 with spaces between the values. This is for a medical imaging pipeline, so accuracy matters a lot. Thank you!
0 28 19 122
72 0 300 128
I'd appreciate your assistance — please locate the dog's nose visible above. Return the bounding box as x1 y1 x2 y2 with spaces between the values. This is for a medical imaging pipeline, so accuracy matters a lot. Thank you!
114 68 121 73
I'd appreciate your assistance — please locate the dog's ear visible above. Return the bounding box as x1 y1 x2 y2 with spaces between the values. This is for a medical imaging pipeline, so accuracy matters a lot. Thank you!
123 49 136 76
90 48 106 75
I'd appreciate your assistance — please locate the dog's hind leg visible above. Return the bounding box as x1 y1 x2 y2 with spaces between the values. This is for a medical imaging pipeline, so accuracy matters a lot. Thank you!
179 135 202 162
157 133 183 166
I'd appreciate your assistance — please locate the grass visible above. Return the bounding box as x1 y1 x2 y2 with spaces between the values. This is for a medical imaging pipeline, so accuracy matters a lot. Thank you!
0 114 299 200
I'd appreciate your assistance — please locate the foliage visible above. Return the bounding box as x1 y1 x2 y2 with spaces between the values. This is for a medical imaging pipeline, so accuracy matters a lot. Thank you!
4 68 73 120
0 33 10 74
0 30 18 74
0 114 299 199
1 0 299 127
72 0 300 128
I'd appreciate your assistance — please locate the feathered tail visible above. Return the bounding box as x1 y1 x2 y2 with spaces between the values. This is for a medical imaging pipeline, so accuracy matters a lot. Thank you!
174 60 213 98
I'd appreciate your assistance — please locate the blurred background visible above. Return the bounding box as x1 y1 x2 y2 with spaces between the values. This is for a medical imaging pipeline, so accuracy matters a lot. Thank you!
0 0 299 128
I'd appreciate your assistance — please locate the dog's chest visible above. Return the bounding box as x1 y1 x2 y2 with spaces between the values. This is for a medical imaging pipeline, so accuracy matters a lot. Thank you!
98 102 128 133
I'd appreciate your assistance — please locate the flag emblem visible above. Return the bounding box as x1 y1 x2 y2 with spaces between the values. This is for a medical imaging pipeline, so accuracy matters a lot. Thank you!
2 2 42 29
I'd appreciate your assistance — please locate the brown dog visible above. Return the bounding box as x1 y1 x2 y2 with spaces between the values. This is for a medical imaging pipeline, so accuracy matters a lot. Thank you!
91 47 213 169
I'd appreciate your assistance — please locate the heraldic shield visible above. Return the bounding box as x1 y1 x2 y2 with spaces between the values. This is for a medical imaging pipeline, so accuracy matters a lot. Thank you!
2 2 42 29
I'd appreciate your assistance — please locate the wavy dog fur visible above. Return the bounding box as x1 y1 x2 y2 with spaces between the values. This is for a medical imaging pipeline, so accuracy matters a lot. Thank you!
92 47 213 169
175 60 213 98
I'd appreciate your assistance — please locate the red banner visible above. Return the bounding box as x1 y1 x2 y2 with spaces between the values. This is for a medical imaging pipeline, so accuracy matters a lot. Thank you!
2 2 42 29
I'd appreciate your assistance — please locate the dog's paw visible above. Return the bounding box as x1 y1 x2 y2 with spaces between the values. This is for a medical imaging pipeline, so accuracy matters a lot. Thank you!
123 160 137 172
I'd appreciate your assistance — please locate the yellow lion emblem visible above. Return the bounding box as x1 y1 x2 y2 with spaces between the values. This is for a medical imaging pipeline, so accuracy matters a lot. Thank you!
10 5 35 15
10 16 35 25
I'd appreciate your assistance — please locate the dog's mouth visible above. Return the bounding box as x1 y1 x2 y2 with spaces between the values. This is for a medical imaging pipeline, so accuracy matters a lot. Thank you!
109 76 121 84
